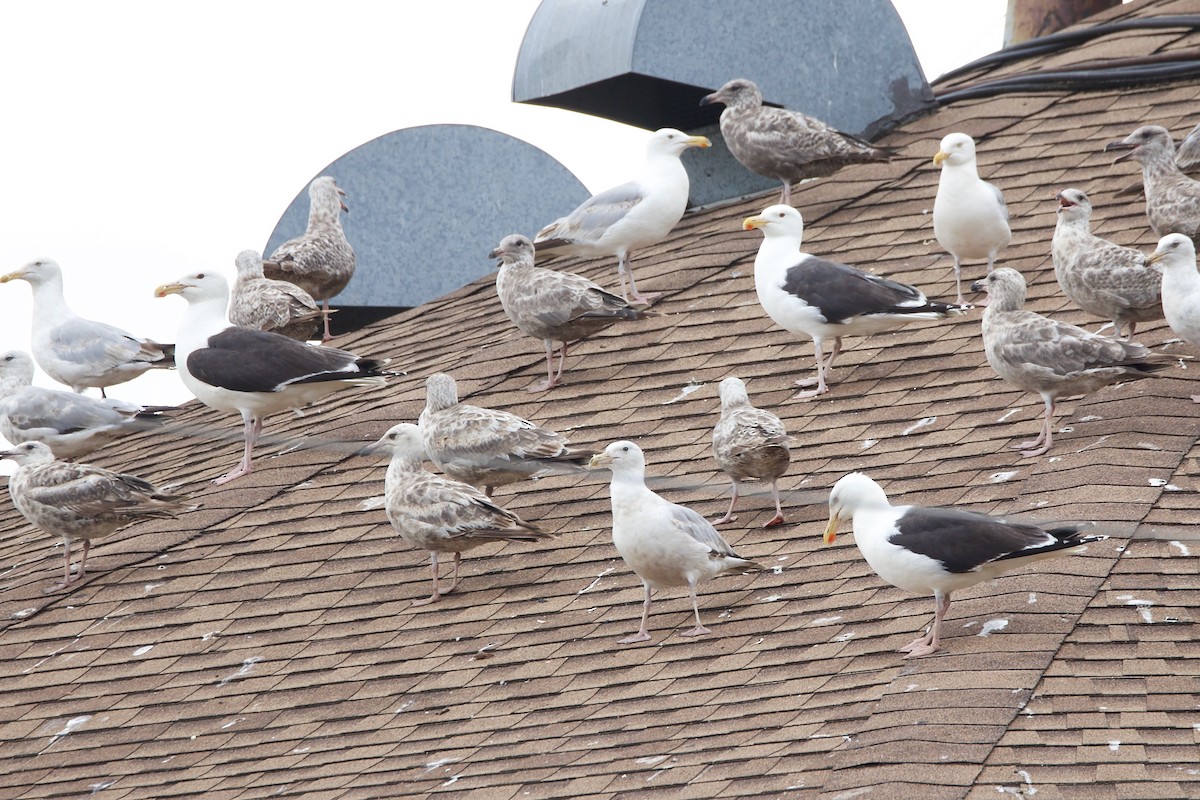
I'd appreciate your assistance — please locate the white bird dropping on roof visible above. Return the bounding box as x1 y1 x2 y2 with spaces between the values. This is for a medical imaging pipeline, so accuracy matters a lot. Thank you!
228 249 323 341
589 440 765 643
491 234 653 392
699 78 894 205
932 132 1012 304
362 423 556 606
973 268 1175 457
154 271 390 484
1 441 195 593
824 472 1106 658
711 376 790 528
1106 125 1200 245
1146 233 1200 402
534 127 711 305
0 259 174 396
742 204 968 399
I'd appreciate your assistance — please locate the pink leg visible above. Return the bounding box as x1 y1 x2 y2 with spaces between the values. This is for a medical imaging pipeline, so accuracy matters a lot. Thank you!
45 538 76 593
1017 396 1055 457
214 413 262 484
764 480 785 528
679 580 711 638
444 551 463 594
901 591 951 658
528 341 560 392
620 253 661 306
619 582 653 643
320 300 333 342
711 479 740 525
794 337 831 399
411 552 443 606
780 181 791 206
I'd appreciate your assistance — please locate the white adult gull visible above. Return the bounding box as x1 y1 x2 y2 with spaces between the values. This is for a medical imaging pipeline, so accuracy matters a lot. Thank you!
932 132 1012 304
534 127 711 305
1 441 195 593
228 249 323 341
1146 233 1200 402
590 440 765 643
1105 125 1200 245
362 423 556 606
1 259 173 396
711 376 790 527
743 204 968 399
154 271 390 484
824 472 1106 658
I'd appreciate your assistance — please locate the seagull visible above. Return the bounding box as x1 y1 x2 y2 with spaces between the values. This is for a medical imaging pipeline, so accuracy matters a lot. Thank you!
265 176 355 341
973 268 1175 457
824 472 1106 658
589 440 765 643
1 259 173 396
1105 125 1200 244
0 350 170 460
534 127 711 305
361 423 556 606
1 441 195 593
154 271 390 484
743 204 968 399
1146 233 1200 402
933 132 1012 304
418 373 591 496
492 234 654 392
1114 122 1200 197
1051 188 1162 339
711 376 790 527
699 77 894 205
228 249 323 341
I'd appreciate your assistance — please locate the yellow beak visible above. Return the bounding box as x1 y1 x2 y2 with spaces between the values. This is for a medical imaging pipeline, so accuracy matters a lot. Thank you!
742 215 767 231
154 282 185 298
0 271 23 283
588 453 613 469
822 517 839 546
1145 250 1164 266
933 150 950 166
688 135 712 149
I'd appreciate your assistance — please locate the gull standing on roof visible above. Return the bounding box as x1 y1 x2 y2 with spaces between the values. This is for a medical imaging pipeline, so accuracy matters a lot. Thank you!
1114 122 1200 197
362 423 556 606
590 440 765 643
265 176 355 341
1051 188 1163 339
0 350 170 460
1105 125 1200 245
1 441 195 593
228 249 323 341
743 204 968 399
1 259 173 396
155 271 390 484
711 376 789 527
933 132 1012 304
974 268 1175 457
699 78 894 205
534 127 711 305
824 472 1105 658
1146 233 1200 402
492 234 654 392
419 373 591 496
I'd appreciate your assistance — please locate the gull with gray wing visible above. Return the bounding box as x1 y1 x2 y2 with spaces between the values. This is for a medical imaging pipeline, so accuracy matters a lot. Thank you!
711 376 790 528
229 249 323 341
1106 125 1200 244
1146 233 1200 402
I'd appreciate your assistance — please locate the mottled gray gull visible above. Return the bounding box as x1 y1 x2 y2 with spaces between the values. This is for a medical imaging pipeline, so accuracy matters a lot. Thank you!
229 249 322 341
711 376 789 527
1105 125 1200 244
1115 122 1200 198
1146 233 1200 402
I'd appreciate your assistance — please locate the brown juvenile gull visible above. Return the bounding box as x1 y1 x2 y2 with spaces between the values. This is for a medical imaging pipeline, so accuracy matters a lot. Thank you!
590 440 765 643
265 176 355 341
362 423 555 606
155 271 390 484
1051 188 1163 339
973 267 1175 457
492 233 653 392
0 350 169 460
1146 233 1200 402
1115 122 1200 197
534 127 711 305
743 204 968 399
1 441 194 593
711 376 789 527
824 472 1105 658
699 78 894 205
933 132 1012 304
418 372 591 496
1105 125 1200 244
1 259 173 396
228 249 323 341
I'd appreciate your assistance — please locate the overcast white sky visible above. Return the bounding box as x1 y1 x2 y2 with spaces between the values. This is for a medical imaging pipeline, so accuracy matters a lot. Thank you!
0 0 1007 415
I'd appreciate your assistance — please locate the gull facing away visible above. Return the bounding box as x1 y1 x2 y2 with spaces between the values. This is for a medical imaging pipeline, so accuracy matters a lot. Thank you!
824 472 1105 658
419 373 591 496
1 259 173 396
534 127 711 305
362 423 556 606
933 132 1012 304
973 268 1175 457
228 249 323 341
492 234 654 392
1106 125 1200 244
590 440 765 643
155 272 391 484
0 350 170 460
1 441 195 593
699 78 894 205
1051 188 1163 339
1146 233 1200 402
743 204 968 399
265 176 355 341
711 376 790 528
